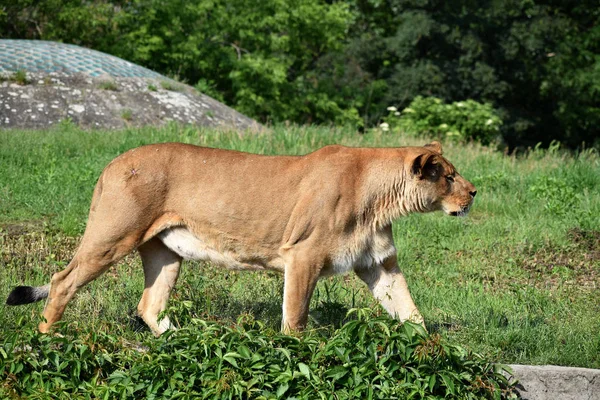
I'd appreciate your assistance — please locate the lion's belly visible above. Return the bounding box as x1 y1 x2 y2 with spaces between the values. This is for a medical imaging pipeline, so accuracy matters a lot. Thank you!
324 230 397 276
158 227 283 271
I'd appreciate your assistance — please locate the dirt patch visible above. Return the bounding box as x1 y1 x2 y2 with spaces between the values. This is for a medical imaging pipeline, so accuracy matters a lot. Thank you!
0 226 78 278
0 221 46 237
568 228 600 260
0 225 140 284
519 229 600 290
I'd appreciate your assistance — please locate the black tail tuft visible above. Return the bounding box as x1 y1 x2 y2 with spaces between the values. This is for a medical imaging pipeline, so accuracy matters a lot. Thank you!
6 286 47 305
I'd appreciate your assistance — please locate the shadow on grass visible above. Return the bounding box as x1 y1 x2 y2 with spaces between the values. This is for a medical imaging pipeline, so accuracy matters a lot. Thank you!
129 297 357 334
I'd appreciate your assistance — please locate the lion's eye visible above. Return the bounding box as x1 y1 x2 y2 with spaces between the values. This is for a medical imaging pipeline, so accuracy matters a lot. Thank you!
446 175 455 183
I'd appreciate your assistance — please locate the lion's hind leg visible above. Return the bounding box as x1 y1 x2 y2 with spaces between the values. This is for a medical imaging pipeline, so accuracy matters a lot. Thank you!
137 237 182 337
38 232 140 333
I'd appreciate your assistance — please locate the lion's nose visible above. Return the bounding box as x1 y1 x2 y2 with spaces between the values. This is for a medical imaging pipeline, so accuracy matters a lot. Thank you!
470 190 477 198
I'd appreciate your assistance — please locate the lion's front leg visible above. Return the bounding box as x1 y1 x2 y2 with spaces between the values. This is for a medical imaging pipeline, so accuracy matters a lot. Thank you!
281 255 323 333
355 256 424 326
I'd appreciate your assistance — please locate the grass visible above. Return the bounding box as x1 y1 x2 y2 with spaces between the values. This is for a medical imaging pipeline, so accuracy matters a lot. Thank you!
0 124 598 397
98 80 118 91
0 70 30 85
160 80 185 92
121 109 133 121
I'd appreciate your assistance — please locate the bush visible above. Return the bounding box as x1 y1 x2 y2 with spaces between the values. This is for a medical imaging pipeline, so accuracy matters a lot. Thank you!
1 313 517 399
380 97 503 146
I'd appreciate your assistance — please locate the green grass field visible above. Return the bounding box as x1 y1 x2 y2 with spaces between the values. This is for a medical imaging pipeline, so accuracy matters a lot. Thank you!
1 124 599 398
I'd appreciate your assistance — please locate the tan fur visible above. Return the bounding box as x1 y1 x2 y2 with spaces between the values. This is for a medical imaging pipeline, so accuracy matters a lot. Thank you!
34 141 476 336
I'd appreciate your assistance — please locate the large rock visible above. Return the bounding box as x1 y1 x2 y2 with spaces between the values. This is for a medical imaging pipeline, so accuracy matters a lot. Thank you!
508 364 600 400
0 40 259 130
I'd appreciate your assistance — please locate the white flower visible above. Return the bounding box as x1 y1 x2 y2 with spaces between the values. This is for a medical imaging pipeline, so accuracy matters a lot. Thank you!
456 102 465 107
379 122 390 131
394 111 400 116
403 107 415 113
387 106 397 112
485 118 494 126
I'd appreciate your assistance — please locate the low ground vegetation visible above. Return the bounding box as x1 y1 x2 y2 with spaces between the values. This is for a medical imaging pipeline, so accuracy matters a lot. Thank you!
1 315 515 399
1 125 599 398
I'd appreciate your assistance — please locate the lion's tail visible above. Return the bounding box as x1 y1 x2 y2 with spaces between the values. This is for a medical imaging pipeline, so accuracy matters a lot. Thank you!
6 284 50 305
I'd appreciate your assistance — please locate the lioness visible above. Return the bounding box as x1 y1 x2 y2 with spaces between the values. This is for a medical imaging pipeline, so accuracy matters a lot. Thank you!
7 141 476 336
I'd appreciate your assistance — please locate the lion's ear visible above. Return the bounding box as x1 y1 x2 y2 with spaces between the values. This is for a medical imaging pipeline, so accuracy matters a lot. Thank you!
424 141 443 155
411 153 440 179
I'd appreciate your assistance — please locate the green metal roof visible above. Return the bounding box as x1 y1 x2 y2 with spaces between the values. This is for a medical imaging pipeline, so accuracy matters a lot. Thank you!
0 40 163 78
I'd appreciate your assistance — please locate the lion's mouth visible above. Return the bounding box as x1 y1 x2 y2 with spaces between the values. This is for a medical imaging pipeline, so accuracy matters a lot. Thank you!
447 204 471 217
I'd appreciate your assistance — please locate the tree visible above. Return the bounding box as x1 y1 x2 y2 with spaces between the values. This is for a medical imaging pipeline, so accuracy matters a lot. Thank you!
316 0 598 147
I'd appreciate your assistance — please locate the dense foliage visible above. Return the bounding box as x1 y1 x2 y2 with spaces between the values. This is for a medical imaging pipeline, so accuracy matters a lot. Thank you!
0 314 517 399
1 0 598 147
332 0 600 148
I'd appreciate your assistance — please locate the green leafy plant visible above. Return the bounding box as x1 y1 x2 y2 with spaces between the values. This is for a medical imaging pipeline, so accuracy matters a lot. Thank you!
380 97 502 146
0 314 518 399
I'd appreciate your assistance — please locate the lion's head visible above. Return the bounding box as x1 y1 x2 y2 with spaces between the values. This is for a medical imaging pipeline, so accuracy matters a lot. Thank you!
409 142 477 216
